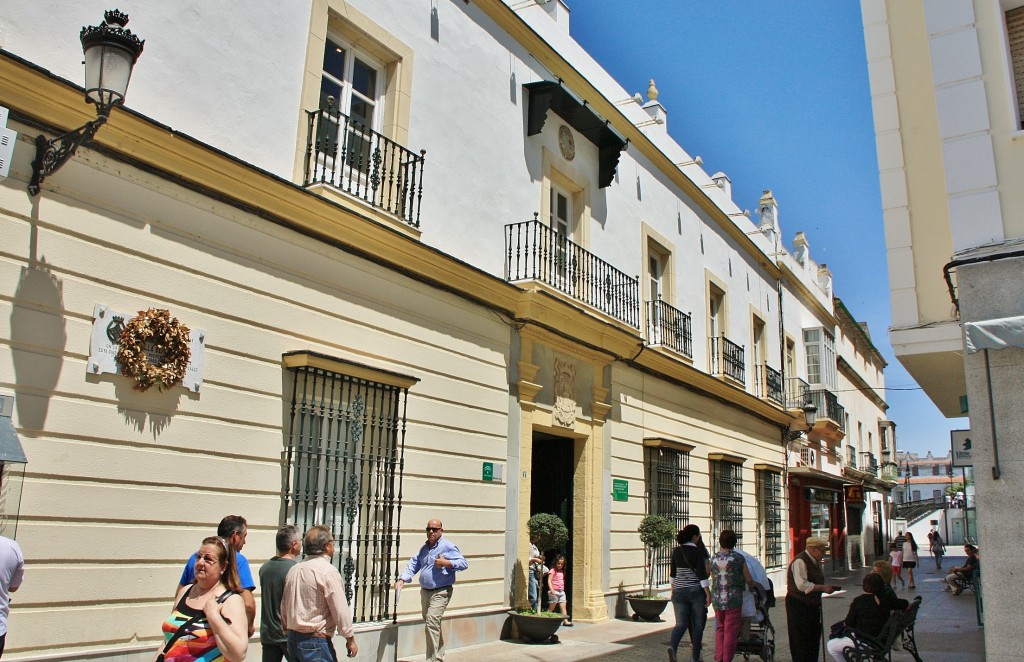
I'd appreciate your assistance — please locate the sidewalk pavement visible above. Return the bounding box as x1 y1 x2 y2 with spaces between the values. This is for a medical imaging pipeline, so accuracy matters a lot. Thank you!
404 557 983 662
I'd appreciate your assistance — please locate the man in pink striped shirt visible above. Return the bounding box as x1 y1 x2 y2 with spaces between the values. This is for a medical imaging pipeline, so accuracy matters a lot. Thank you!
281 526 357 661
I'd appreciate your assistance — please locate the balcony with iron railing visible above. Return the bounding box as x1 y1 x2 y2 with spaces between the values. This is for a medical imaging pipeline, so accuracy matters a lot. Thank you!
808 387 845 431
785 377 809 410
646 298 693 358
860 452 879 477
304 97 426 228
505 217 640 328
881 462 899 481
709 335 745 384
754 364 784 405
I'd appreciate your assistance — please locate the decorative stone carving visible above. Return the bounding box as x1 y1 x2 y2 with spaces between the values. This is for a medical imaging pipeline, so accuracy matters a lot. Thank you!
553 357 577 427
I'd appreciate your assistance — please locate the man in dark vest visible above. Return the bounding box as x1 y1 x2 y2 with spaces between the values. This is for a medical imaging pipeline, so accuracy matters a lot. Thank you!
786 537 836 662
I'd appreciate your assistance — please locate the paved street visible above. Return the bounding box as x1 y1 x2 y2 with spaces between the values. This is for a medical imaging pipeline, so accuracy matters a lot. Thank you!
404 557 983 662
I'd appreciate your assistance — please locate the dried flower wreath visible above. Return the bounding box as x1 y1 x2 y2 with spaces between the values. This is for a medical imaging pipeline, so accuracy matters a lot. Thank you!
116 308 191 392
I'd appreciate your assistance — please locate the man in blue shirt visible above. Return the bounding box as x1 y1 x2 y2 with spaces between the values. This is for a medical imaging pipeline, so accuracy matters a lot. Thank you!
396 519 468 662
176 515 257 635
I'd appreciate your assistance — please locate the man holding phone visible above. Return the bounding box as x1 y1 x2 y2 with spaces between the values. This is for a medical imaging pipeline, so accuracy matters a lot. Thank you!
785 537 837 662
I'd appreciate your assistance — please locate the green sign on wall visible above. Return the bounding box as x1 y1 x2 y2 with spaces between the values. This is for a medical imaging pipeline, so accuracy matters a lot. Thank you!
482 462 494 481
612 478 628 502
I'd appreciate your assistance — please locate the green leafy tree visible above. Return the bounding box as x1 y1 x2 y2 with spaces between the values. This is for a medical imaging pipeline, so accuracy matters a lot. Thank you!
637 514 675 597
527 512 569 554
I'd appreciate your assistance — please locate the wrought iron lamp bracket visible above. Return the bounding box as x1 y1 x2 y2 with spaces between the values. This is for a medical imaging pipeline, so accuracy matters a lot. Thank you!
28 113 110 196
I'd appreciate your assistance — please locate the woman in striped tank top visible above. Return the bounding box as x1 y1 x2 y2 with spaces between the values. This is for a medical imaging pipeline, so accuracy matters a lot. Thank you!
668 524 712 662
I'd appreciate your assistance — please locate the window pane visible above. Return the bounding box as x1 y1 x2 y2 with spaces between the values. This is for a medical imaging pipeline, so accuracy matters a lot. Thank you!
349 95 374 127
352 57 378 97
323 39 347 80
319 77 343 111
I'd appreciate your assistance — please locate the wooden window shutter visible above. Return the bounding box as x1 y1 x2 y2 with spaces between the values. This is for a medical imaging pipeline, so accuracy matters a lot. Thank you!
1008 7 1024 129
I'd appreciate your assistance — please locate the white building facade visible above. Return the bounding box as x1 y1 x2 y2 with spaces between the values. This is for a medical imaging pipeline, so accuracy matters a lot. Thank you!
0 1 894 659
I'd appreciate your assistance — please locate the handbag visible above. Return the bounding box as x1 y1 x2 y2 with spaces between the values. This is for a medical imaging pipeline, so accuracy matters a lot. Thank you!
156 588 238 662
829 619 848 640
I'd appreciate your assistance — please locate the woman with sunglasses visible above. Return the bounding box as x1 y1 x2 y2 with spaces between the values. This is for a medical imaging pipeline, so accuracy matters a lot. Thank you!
158 536 248 662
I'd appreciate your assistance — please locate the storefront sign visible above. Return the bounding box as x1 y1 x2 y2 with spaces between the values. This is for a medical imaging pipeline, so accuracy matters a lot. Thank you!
88 304 206 392
951 429 973 467
845 485 864 503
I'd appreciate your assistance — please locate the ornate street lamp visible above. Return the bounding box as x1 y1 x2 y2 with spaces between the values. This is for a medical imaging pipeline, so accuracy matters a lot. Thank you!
786 402 818 442
28 9 145 196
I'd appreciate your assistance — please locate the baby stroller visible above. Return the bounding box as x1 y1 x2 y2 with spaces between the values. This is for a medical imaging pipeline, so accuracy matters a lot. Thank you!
736 580 776 662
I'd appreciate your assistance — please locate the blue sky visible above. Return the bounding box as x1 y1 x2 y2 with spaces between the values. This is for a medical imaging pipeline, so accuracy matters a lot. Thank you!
568 0 967 456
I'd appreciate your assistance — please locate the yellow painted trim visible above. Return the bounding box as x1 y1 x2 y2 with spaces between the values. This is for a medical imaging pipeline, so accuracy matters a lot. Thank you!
753 463 784 473
472 0 781 279
282 351 419 388
0 55 791 430
707 452 746 464
643 437 695 453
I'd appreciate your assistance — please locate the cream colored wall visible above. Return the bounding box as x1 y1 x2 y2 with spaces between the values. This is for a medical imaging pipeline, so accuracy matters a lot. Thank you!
883 0 957 326
0 133 512 658
976 0 1024 240
607 365 785 594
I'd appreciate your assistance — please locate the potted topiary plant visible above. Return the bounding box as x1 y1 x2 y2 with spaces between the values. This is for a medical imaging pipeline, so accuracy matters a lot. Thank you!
627 513 676 621
509 513 570 642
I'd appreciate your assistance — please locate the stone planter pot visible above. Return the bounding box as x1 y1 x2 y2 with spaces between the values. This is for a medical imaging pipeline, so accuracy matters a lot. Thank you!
627 596 670 621
509 610 563 643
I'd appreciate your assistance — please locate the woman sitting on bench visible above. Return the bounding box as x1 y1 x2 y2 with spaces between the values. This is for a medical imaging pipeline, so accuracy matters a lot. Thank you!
826 573 909 662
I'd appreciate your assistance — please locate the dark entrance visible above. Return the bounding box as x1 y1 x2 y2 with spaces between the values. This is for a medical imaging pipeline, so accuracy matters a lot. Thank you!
531 431 575 613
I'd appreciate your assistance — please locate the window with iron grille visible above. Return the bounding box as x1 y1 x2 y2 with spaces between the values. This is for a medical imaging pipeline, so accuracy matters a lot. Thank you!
284 357 413 623
711 460 743 544
757 470 783 568
645 444 690 586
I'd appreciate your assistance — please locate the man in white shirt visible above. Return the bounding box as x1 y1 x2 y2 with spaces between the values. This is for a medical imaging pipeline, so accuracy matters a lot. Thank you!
0 536 25 659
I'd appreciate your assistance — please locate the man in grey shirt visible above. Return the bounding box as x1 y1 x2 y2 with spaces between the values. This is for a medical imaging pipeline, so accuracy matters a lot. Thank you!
259 525 301 662
0 536 25 659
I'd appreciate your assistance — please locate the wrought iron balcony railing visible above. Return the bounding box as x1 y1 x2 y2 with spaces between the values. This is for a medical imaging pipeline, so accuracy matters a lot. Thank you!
646 299 692 358
808 387 844 431
755 364 784 405
709 335 745 383
785 377 809 410
304 98 425 228
505 217 640 327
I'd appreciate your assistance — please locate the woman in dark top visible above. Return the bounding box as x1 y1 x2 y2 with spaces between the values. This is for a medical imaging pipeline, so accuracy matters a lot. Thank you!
668 524 712 662
826 573 908 661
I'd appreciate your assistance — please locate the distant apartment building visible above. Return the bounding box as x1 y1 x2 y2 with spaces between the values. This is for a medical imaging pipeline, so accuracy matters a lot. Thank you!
862 0 1024 656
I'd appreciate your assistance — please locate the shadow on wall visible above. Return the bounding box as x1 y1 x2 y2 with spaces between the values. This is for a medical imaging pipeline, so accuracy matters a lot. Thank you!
10 259 66 431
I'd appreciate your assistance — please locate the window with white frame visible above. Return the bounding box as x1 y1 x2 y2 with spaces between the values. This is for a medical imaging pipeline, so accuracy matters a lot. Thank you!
645 444 690 586
319 36 386 172
803 328 836 389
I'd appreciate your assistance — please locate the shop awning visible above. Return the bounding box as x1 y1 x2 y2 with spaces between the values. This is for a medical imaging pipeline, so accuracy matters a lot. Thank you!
524 80 627 188
789 466 859 485
0 417 26 464
964 315 1024 353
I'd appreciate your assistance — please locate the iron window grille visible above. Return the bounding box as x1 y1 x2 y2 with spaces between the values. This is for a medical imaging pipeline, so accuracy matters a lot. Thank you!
285 363 411 623
711 460 743 545
757 471 784 568
645 446 691 586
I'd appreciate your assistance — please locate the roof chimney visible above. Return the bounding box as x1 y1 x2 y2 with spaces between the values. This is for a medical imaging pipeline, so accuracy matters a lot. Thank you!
757 189 780 241
537 0 570 32
711 171 731 199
